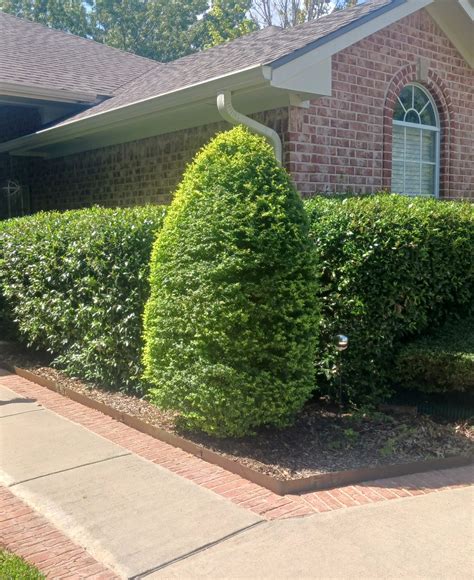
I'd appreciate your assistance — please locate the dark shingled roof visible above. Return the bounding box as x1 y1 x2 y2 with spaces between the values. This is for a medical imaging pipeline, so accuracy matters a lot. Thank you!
60 0 393 124
1 0 395 127
0 11 160 97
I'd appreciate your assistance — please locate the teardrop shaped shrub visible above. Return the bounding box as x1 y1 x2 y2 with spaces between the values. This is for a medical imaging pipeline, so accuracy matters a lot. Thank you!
143 126 319 437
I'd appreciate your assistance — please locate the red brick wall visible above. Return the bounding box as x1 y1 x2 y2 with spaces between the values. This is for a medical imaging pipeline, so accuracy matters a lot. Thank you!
28 109 288 212
287 9 473 199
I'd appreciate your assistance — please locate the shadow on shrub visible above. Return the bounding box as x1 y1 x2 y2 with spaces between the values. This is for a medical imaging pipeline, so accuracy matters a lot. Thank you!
305 194 473 404
394 314 474 394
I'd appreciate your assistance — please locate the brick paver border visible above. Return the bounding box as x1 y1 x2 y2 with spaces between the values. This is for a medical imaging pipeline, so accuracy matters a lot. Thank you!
0 485 117 579
1 371 473 524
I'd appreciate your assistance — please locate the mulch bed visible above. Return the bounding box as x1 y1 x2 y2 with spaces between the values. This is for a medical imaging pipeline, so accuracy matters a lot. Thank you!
1 341 472 481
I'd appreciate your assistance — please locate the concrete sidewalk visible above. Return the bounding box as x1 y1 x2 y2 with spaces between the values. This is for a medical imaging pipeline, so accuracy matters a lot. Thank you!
1 376 473 580
152 486 473 579
0 383 261 578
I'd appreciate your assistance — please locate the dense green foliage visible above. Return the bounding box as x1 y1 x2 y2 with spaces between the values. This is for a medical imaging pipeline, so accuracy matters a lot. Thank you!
305 195 474 403
143 127 319 437
1 0 355 61
394 314 474 394
0 550 45 580
0 206 165 392
0 219 16 340
0 0 255 61
0 0 90 36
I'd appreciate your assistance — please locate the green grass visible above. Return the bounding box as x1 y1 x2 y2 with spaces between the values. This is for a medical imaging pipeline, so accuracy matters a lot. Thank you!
0 550 45 579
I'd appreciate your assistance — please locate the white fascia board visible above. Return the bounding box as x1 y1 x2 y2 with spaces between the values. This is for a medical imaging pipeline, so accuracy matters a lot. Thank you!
0 81 99 104
268 58 332 97
0 65 268 156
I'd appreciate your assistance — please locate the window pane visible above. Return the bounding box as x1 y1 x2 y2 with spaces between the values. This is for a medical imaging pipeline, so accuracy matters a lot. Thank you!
420 103 436 126
413 86 429 112
421 165 435 196
392 161 404 193
422 130 436 162
405 162 421 195
405 110 420 124
393 99 405 120
392 125 404 160
391 86 439 197
398 86 413 111
406 127 421 160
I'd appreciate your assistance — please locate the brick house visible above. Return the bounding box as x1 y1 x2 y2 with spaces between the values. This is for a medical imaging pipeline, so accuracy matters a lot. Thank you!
0 0 472 218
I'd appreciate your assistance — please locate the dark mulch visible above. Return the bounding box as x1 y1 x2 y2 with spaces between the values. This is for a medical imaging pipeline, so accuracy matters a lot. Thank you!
1 341 472 481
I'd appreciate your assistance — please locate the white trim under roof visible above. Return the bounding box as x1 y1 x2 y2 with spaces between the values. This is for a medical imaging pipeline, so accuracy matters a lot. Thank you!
0 81 101 105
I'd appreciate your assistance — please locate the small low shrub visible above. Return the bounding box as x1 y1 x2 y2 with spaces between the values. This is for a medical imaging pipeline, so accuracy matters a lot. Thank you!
0 206 166 392
143 127 319 437
305 194 474 404
394 314 474 394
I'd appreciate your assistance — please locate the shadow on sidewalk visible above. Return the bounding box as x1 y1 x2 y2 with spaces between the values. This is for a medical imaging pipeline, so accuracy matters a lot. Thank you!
0 397 37 406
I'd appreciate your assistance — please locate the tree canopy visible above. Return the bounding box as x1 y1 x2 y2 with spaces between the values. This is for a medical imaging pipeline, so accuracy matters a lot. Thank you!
0 0 358 62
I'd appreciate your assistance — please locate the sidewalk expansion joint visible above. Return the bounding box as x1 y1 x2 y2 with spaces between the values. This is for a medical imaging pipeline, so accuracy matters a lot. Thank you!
0 408 45 419
9 452 132 487
131 520 267 579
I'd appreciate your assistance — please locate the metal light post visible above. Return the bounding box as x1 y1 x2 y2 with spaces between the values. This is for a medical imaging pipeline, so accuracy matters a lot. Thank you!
334 334 349 403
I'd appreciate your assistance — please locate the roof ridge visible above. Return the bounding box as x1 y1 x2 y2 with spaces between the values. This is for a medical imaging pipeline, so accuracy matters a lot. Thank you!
168 25 283 66
284 0 393 33
0 9 161 66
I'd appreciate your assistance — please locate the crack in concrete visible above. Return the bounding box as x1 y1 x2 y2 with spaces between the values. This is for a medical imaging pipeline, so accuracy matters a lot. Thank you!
0 408 44 419
130 520 267 579
9 452 132 487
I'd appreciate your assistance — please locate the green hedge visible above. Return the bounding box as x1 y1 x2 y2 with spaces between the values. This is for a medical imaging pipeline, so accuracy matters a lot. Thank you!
0 206 166 392
305 194 474 403
394 314 474 394
0 219 18 340
143 127 319 437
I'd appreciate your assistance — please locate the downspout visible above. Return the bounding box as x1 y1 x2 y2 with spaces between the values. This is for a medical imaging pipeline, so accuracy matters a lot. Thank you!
216 90 282 164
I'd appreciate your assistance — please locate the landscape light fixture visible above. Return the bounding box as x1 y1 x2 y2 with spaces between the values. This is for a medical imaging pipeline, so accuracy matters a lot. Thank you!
335 334 349 352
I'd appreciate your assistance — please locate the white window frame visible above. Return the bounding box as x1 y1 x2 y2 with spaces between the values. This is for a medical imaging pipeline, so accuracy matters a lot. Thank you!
392 83 440 198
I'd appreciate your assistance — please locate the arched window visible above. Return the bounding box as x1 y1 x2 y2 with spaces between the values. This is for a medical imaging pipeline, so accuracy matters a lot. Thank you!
392 84 440 196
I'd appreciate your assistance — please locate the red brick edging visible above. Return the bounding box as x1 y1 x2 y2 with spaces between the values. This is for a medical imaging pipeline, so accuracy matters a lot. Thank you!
0 486 117 579
1 371 473 524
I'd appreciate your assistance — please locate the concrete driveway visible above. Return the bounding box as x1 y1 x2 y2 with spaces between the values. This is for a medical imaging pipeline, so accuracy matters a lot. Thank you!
151 486 473 579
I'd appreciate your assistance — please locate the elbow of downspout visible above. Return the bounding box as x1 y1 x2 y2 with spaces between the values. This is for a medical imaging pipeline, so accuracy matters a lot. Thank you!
216 90 282 165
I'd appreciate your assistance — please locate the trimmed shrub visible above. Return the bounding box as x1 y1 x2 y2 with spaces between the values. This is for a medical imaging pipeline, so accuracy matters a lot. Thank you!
305 194 474 404
394 315 474 394
0 219 17 340
0 206 166 392
143 127 319 437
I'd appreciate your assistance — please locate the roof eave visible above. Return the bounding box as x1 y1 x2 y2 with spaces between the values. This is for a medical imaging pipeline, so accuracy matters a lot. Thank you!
0 81 102 104
0 65 272 157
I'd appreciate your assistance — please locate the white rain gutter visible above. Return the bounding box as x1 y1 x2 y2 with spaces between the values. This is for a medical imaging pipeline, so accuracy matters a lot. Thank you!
0 81 100 104
217 90 282 164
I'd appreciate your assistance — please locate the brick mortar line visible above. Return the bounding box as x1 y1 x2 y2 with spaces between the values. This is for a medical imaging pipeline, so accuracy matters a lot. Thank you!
0 485 118 579
1 372 472 524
